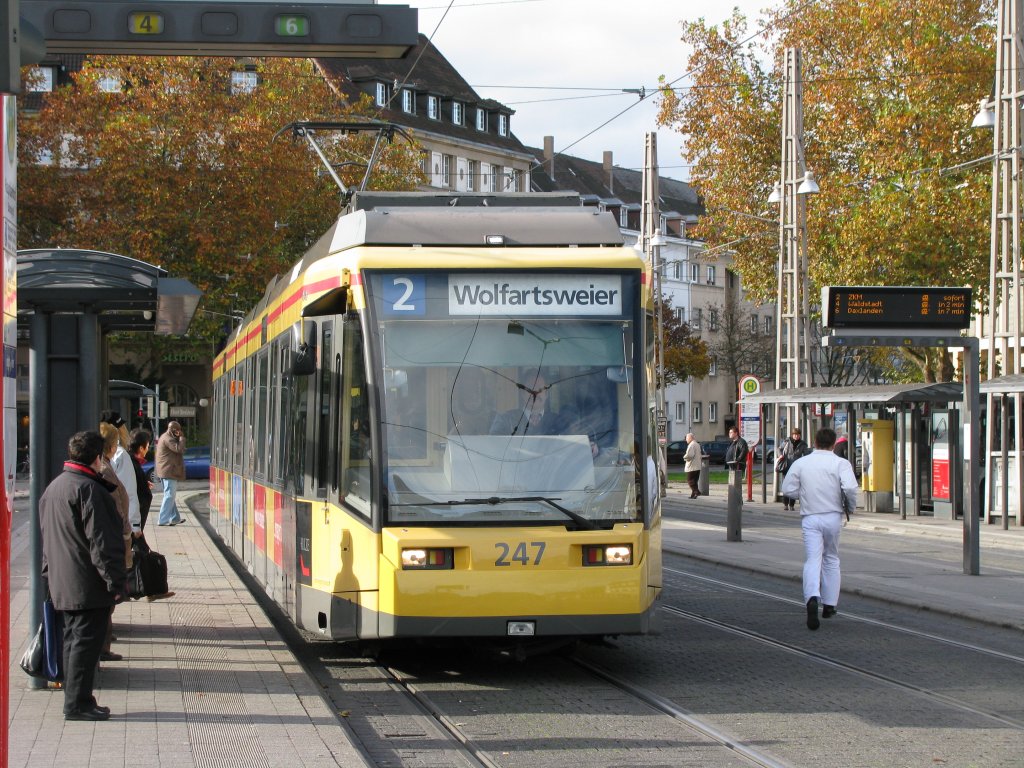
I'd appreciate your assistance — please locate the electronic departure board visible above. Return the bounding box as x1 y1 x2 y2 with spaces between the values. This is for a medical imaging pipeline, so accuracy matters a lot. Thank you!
822 286 972 330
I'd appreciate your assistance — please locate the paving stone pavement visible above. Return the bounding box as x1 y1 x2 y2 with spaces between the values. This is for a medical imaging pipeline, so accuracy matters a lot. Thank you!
6 490 371 768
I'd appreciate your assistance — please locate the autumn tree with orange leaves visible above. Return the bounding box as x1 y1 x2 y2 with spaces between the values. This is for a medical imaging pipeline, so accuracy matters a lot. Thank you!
18 56 424 345
657 0 995 381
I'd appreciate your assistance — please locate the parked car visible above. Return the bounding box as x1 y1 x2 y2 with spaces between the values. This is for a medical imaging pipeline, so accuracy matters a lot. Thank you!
666 439 732 465
753 437 776 463
143 445 211 481
702 440 732 464
666 440 688 465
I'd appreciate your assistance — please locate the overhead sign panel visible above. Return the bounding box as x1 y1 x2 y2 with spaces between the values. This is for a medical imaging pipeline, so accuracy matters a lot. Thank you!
21 1 418 57
822 286 971 330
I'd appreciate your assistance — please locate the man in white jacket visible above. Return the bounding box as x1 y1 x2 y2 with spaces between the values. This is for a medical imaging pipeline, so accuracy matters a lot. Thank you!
780 427 858 630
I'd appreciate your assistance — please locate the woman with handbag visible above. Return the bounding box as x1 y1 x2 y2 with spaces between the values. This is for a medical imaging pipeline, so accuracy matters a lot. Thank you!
777 427 810 510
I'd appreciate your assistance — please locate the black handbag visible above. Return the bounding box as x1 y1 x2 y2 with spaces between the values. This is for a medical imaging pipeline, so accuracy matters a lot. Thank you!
20 600 63 681
19 623 46 678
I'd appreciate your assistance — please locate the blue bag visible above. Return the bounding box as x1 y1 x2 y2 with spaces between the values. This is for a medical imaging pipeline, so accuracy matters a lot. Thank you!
42 600 63 682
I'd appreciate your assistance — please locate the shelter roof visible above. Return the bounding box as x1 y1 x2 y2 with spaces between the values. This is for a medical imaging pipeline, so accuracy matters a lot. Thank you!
17 249 200 334
742 382 963 405
980 374 1024 394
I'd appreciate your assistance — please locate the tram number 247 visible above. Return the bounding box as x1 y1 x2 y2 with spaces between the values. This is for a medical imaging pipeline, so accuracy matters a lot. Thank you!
495 541 546 566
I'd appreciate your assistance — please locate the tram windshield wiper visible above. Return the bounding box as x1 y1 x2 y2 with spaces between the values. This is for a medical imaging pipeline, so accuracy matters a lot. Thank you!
443 496 599 530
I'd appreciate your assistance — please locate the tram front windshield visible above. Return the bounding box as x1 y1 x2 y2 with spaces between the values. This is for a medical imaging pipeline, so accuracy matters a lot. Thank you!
368 272 640 528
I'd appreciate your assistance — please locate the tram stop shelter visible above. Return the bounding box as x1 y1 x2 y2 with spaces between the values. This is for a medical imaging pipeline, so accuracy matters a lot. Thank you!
979 373 1024 527
741 381 964 519
16 248 200 689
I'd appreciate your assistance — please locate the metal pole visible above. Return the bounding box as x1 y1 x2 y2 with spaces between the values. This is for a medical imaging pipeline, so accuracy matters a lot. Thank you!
964 339 981 575
898 403 907 520
28 312 49 690
1001 394 1010 529
726 466 742 541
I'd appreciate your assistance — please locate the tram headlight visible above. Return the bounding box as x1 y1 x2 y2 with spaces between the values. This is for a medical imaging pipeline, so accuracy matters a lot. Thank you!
582 544 633 566
401 547 454 570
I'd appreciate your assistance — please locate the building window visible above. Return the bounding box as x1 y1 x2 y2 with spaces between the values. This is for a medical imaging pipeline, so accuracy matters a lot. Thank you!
709 309 719 332
490 164 502 191
693 402 702 423
675 402 686 422
709 402 718 423
498 114 509 136
442 154 452 187
691 308 702 330
402 89 415 113
764 315 773 335
690 263 700 283
452 101 464 125
709 357 717 376
476 108 486 131
750 315 759 334
673 262 682 280
375 82 387 106
619 208 629 227
231 71 258 95
676 307 685 323
98 70 123 93
728 270 737 288
26 66 54 92
427 95 439 119
706 266 717 285
467 159 477 192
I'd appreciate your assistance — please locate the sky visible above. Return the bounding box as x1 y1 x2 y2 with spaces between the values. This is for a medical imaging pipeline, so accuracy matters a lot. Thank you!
396 0 777 181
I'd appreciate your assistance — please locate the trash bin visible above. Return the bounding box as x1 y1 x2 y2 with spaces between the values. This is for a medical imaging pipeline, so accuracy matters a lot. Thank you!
698 454 710 495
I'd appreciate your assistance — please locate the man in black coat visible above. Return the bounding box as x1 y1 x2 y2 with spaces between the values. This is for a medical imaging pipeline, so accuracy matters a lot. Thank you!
725 426 749 476
40 431 127 721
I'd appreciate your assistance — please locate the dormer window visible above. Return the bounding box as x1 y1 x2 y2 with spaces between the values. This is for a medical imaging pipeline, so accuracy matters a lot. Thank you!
375 82 388 107
98 70 123 93
475 108 486 131
498 114 508 136
26 66 55 93
402 88 415 114
452 101 463 125
427 95 439 119
231 70 258 95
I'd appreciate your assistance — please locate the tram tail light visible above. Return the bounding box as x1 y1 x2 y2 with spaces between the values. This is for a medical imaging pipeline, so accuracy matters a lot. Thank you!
582 544 632 566
401 547 454 570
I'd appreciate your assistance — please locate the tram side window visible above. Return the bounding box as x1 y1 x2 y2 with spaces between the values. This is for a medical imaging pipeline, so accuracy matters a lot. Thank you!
341 315 372 518
255 349 270 479
291 359 309 496
232 367 244 471
314 323 333 495
267 342 280 484
275 341 291 486
245 357 257 476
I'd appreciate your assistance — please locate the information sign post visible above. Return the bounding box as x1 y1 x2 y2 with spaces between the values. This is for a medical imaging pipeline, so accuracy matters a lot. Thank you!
822 285 979 575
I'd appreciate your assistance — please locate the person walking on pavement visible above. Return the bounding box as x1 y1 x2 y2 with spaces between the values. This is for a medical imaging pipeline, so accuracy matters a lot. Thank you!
777 427 810 510
725 427 749 477
780 427 858 631
156 420 187 526
684 433 702 498
40 431 127 721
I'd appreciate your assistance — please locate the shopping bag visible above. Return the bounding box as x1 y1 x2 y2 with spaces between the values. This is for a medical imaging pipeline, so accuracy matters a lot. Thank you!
133 538 169 596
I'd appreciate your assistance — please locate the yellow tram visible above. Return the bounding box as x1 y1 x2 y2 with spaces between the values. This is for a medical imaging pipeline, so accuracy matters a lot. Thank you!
210 191 662 643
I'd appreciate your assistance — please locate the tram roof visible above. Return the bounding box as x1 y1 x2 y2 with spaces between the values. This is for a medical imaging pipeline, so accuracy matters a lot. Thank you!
741 382 963 405
329 203 626 250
